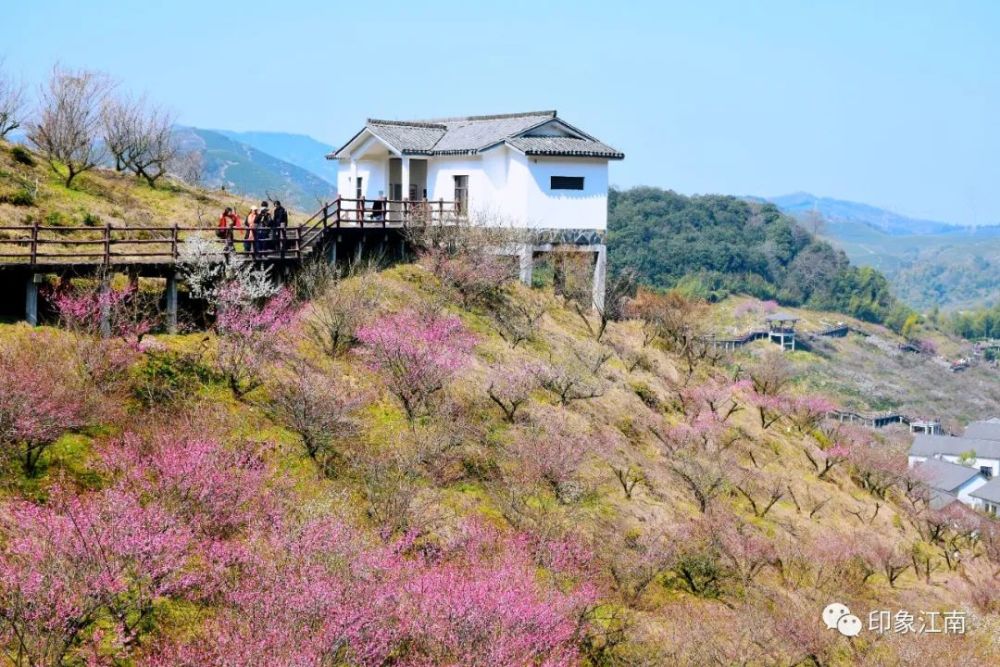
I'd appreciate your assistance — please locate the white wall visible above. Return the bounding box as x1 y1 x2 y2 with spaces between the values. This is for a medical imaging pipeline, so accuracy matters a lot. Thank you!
336 159 387 200
516 154 609 230
338 146 612 231
955 475 990 504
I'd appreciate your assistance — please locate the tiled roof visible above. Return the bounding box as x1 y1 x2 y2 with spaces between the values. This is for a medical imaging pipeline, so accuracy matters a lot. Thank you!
970 478 1000 504
912 458 984 493
964 420 1000 441
331 110 623 159
928 488 960 511
431 112 555 153
366 121 445 153
910 434 1000 460
506 136 624 159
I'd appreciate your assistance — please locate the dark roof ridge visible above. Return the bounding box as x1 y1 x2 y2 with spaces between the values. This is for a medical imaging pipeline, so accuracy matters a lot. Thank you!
417 110 557 123
367 119 447 130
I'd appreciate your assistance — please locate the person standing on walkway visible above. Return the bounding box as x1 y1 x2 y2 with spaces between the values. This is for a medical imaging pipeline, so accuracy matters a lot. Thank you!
272 200 288 255
255 201 272 256
243 206 257 254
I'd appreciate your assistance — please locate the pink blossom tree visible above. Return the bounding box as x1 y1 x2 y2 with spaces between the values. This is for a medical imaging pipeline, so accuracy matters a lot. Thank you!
486 361 543 422
786 395 835 433
745 351 795 429
0 332 89 475
50 280 155 345
214 286 296 399
804 441 852 479
678 377 752 423
0 486 194 665
267 361 366 470
356 309 476 422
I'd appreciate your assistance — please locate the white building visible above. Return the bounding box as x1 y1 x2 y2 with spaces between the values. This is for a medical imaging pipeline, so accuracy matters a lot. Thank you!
910 458 990 509
908 418 1000 512
328 110 623 306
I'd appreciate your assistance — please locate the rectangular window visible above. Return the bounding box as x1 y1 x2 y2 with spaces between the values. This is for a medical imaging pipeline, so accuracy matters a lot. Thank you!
453 175 468 214
355 177 363 200
551 176 584 190
981 466 994 479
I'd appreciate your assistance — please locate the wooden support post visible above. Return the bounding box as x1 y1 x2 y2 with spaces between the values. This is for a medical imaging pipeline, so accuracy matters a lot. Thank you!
99 276 112 337
103 223 112 266
165 273 178 334
518 244 534 285
25 274 40 326
328 234 339 266
29 222 38 266
592 244 607 312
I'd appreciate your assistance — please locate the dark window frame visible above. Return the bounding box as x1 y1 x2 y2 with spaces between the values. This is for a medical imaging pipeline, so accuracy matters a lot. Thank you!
453 175 469 213
551 176 585 190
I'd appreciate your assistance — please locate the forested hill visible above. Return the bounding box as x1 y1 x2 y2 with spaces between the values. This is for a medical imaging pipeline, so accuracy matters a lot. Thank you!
607 187 913 330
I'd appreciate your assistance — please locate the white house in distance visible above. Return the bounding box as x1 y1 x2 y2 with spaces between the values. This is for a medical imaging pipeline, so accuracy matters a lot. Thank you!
908 418 1000 512
328 110 624 307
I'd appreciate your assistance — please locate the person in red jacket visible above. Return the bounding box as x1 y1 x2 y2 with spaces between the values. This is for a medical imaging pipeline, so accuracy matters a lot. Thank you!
217 207 241 252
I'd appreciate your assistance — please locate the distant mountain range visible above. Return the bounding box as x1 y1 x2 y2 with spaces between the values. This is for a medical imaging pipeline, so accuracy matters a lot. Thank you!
760 192 1000 311
763 192 962 236
173 127 336 212
214 130 339 185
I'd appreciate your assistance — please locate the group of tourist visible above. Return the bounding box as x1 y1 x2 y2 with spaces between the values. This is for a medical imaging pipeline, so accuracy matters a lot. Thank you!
217 200 290 256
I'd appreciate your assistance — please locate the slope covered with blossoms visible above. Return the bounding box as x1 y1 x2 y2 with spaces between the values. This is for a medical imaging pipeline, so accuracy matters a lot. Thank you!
0 253 999 666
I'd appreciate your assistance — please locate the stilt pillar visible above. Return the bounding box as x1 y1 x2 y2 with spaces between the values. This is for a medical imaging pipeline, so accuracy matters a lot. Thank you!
518 243 534 285
165 273 178 334
25 274 40 326
592 244 607 312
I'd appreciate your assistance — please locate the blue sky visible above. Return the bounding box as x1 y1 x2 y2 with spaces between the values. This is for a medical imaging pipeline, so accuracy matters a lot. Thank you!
5 0 1000 224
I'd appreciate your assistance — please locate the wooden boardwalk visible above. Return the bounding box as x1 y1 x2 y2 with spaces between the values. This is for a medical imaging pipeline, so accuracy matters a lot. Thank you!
0 197 461 271
1 197 461 329
827 409 942 433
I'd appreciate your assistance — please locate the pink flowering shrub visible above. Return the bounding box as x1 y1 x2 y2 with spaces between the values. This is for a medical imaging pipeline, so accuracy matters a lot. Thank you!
215 286 296 398
267 362 366 469
678 377 752 422
0 331 89 474
0 487 195 666
1 427 594 666
486 360 544 422
50 282 156 345
356 309 476 422
786 395 836 433
152 521 593 667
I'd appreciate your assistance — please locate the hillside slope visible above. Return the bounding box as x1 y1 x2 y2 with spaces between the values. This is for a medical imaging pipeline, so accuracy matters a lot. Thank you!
0 138 258 229
1 255 999 664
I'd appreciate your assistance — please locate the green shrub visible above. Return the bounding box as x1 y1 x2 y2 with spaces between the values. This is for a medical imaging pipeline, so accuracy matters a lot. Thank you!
44 211 65 226
82 211 101 227
10 146 35 166
130 349 212 408
630 381 660 409
1 188 35 206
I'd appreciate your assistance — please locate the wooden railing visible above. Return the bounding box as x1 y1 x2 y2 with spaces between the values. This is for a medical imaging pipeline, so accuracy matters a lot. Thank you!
0 197 463 267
